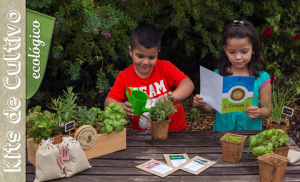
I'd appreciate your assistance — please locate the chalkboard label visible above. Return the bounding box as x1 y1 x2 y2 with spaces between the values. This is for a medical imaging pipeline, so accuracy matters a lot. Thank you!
282 106 294 116
65 120 75 132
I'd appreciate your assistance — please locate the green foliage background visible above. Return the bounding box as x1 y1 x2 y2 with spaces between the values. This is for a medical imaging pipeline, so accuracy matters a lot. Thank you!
27 0 300 99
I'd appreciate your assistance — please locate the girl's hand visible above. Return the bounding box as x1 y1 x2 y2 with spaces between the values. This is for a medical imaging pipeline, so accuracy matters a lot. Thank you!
193 94 206 107
121 101 134 119
244 106 260 119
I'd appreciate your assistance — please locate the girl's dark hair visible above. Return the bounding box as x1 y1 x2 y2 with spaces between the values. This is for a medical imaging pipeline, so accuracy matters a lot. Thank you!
130 24 161 50
216 19 262 78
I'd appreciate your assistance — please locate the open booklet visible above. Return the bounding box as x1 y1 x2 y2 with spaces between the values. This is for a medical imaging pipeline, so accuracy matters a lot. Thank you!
200 66 255 114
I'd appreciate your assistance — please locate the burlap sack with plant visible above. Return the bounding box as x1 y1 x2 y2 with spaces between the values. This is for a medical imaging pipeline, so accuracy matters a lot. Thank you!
34 138 65 182
59 137 92 177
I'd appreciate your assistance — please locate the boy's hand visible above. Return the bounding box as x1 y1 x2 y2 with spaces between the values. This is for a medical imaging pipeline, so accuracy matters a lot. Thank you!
193 94 206 107
162 91 177 102
244 106 260 119
122 101 134 119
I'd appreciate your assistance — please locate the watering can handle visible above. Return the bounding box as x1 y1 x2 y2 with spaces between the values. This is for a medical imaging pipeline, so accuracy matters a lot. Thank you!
125 87 133 101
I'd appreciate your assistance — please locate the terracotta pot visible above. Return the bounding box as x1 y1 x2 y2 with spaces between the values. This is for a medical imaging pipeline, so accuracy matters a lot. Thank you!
150 118 170 140
257 153 289 182
220 133 247 163
268 117 289 133
272 143 291 158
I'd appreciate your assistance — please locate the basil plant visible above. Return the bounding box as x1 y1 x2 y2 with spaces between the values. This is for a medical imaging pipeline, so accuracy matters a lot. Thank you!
247 129 289 156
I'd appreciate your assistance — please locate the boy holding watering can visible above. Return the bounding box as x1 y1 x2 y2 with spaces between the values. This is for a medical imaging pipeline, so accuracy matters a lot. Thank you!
104 24 194 130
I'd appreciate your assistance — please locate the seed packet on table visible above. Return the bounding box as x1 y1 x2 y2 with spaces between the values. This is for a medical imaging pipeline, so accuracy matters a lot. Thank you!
163 154 189 168
179 156 216 175
136 159 178 178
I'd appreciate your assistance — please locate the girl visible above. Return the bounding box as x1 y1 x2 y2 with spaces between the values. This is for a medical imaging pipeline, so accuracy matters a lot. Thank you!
194 20 271 131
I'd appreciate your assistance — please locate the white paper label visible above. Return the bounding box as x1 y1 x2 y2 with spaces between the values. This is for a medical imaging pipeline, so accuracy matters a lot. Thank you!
183 159 210 172
169 155 186 167
151 164 173 174
143 162 173 174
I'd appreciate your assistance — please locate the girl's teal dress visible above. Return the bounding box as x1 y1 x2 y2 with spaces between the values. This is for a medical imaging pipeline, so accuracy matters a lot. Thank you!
213 69 270 131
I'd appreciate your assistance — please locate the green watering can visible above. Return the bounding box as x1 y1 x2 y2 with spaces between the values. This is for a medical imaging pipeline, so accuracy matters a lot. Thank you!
126 87 150 116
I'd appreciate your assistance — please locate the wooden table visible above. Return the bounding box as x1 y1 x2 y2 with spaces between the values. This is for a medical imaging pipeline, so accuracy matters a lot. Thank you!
26 130 300 181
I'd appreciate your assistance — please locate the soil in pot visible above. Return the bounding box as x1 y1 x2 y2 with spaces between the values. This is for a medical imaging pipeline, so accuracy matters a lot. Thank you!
272 143 291 158
220 133 247 163
150 118 170 140
257 153 289 182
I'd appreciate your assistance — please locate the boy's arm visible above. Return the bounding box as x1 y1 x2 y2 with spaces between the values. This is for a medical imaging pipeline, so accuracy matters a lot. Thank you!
165 78 194 102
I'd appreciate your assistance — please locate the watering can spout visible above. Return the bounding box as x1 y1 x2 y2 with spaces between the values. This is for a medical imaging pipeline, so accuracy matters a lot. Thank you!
141 107 150 113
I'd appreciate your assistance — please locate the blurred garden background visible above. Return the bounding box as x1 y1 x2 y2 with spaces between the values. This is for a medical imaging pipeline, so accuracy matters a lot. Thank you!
26 0 300 146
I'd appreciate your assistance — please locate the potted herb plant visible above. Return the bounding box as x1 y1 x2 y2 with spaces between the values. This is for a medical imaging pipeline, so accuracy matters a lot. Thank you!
220 133 247 163
97 102 128 134
149 98 177 140
75 106 102 133
47 86 78 137
257 153 289 182
261 77 300 133
26 106 62 144
247 129 291 157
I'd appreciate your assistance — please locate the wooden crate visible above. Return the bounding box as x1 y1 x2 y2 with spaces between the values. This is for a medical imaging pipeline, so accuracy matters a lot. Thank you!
27 129 126 166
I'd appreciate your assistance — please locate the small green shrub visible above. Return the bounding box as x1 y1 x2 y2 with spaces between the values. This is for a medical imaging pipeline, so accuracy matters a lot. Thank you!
150 98 177 122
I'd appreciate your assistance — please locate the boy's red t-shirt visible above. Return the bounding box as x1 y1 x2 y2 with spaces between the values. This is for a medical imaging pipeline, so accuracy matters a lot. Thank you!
107 60 188 130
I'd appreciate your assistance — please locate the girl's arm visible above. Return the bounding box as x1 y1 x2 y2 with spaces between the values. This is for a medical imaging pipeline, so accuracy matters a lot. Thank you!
245 82 272 118
193 94 215 113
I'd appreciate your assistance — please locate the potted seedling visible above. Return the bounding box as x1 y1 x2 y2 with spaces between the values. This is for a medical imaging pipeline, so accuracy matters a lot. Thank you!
220 133 247 163
247 129 291 157
257 153 289 182
260 77 300 133
149 97 177 140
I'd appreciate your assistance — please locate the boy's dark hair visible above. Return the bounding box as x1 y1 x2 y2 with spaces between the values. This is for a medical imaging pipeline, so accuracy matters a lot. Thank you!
130 24 161 50
216 19 262 78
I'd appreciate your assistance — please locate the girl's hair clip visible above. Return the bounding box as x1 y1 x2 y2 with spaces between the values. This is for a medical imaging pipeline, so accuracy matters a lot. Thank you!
233 20 244 25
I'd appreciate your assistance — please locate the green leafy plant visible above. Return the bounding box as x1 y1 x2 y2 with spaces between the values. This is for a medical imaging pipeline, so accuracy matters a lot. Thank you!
150 98 177 123
47 86 79 134
247 129 289 156
223 136 242 143
89 89 98 99
26 106 55 142
259 76 300 124
98 102 127 134
75 106 100 127
186 108 201 122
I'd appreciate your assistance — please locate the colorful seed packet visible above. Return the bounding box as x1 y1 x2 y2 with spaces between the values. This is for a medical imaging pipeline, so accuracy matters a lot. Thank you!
200 66 255 114
136 159 178 177
180 156 216 175
163 154 189 168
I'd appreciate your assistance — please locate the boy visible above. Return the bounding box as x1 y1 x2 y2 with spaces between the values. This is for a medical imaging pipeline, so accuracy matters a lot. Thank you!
104 24 194 130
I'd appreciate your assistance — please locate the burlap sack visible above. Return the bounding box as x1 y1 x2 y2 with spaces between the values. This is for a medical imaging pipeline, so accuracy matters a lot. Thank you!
59 137 92 177
34 138 66 182
287 149 300 164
